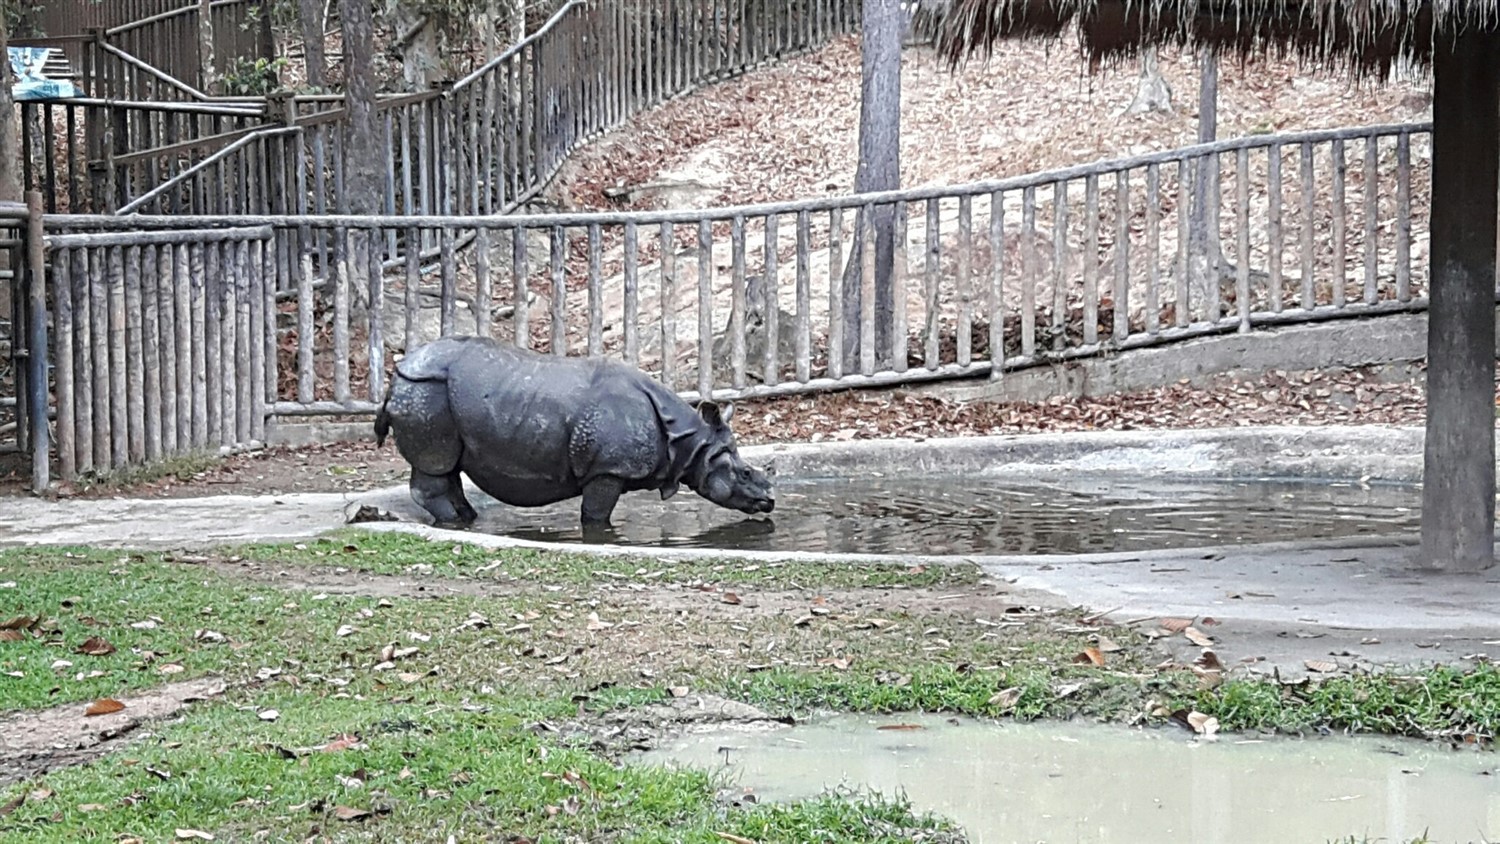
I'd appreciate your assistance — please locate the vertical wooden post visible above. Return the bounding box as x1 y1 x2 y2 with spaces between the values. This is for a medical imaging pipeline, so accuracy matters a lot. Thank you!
198 0 217 94
1422 32 1500 572
26 191 48 492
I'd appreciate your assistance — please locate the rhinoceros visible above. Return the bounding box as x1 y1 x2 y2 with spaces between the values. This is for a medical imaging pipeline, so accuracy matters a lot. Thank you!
374 335 775 528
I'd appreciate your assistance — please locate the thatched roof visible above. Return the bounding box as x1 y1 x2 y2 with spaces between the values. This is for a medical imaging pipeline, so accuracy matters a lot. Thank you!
912 0 1500 77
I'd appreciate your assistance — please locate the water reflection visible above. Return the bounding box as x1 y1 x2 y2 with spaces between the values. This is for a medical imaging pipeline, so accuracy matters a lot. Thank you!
464 476 1421 556
637 714 1500 844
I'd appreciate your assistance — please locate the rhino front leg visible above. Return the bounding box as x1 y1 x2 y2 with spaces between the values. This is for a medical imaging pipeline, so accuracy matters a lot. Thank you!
580 476 625 527
411 469 478 528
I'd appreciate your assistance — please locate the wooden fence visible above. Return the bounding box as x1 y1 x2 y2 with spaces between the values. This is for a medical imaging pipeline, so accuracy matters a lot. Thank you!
18 0 273 98
27 123 1443 491
19 0 861 220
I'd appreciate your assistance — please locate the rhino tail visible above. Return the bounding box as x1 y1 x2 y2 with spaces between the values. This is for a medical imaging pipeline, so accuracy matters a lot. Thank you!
373 377 396 446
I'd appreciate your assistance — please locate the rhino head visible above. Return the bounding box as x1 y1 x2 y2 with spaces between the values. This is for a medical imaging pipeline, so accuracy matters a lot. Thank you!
682 401 775 516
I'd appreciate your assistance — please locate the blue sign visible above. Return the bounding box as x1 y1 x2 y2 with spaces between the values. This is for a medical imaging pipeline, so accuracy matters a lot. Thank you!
10 47 81 100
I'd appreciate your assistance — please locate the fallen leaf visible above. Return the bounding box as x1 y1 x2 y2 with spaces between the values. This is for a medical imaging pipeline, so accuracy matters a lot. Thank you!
817 656 850 670
1073 647 1105 666
668 686 689 698
322 734 361 753
0 630 23 642
175 829 215 840
1094 635 1123 652
714 833 756 844
257 709 280 722
0 794 22 818
1305 659 1339 673
1159 617 1193 633
586 612 613 631
1186 711 1220 737
85 698 126 716
76 636 116 657
876 723 924 731
1054 682 1085 699
333 806 371 822
77 803 108 812
1194 650 1225 671
1183 627 1215 647
721 592 742 606
0 616 35 630
987 687 1022 710
157 662 185 675
336 625 357 638
1200 617 1221 626
792 615 815 627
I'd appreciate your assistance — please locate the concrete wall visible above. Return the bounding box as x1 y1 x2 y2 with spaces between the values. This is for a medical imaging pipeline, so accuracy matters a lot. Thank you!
924 308 1500 404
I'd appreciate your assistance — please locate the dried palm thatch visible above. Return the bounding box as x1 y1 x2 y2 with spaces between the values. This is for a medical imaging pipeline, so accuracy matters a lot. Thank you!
912 0 1500 78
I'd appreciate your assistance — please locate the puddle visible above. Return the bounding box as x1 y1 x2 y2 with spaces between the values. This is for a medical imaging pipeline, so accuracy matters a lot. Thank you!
463 476 1422 555
636 713 1499 844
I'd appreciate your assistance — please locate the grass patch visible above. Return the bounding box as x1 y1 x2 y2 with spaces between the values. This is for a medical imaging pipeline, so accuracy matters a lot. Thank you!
0 689 959 844
65 453 220 492
1194 667 1500 739
6 543 1500 840
0 548 532 712
232 529 984 591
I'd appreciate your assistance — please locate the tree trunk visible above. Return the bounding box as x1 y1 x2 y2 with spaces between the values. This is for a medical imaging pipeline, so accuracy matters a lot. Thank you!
841 0 902 371
299 0 327 89
198 0 217 94
510 0 526 44
384 0 442 91
339 0 383 316
1185 47 1224 314
1125 46 1172 115
474 0 503 61
0 9 18 323
1420 33 1499 572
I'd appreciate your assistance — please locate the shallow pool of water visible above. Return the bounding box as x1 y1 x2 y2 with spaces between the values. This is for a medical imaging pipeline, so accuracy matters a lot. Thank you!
465 476 1421 555
636 713 1498 844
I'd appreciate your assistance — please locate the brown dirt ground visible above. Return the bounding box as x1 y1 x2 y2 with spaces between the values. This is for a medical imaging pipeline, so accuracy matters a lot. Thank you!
0 678 226 789
552 35 1431 211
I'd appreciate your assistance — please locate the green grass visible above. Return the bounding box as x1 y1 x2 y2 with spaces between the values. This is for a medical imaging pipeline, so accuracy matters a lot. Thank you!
0 548 534 712
233 529 984 591
0 689 958 843
65 453 221 491
6 540 1500 841
1194 667 1500 739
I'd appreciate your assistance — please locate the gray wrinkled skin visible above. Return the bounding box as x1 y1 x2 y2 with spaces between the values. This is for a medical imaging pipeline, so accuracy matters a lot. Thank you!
374 336 775 528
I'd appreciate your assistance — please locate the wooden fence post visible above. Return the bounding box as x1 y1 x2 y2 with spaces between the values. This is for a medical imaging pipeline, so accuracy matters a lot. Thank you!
26 190 49 493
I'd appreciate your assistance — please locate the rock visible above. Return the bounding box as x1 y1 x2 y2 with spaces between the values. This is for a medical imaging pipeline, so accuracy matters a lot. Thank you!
711 294 800 385
344 503 399 524
381 289 476 353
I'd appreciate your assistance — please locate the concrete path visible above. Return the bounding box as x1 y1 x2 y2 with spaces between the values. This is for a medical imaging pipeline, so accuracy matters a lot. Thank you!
5 426 1497 675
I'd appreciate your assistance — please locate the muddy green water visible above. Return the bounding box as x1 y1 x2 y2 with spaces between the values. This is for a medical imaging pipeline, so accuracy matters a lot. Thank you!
637 713 1498 843
472 477 1421 555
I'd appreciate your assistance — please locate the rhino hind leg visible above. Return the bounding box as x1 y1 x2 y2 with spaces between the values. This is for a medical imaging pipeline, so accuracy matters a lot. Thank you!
388 376 477 527
411 468 478 528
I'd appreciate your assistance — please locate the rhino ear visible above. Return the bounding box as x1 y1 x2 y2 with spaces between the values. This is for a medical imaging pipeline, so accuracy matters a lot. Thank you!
720 402 735 425
660 481 680 500
698 400 725 428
